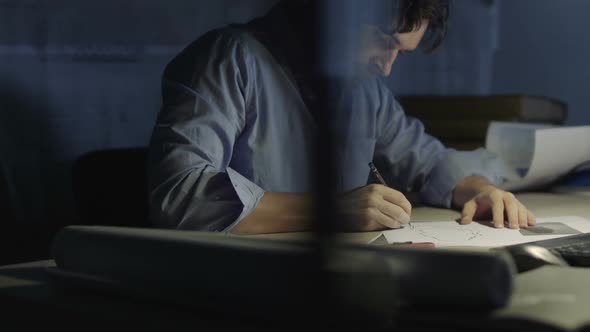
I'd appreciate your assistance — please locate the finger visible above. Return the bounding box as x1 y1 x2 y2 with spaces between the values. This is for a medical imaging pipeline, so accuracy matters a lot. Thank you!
527 210 537 226
504 193 520 229
490 191 505 228
368 208 402 230
518 203 528 229
378 199 411 225
460 200 477 225
379 187 412 216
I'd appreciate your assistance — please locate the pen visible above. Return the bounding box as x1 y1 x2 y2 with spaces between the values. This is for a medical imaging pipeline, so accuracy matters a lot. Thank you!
368 162 388 187
368 162 412 227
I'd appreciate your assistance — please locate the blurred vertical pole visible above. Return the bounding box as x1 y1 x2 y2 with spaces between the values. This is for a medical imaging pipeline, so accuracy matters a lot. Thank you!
314 0 399 233
313 0 401 326
309 0 353 324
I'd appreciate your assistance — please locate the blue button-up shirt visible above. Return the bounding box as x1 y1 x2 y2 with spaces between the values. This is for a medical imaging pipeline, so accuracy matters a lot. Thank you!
147 27 504 232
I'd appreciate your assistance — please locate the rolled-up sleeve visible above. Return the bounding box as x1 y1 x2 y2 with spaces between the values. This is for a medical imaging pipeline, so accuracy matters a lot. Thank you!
419 148 505 208
148 30 264 232
374 84 503 208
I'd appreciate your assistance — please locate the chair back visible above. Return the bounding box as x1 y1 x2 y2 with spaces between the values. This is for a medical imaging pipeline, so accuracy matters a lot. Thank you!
72 148 149 227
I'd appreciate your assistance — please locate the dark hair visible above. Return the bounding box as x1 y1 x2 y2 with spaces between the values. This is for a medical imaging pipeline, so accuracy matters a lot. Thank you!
280 0 450 52
395 0 450 52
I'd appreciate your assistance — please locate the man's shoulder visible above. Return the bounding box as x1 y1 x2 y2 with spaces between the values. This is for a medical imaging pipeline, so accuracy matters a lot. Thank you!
163 27 259 81
175 27 260 60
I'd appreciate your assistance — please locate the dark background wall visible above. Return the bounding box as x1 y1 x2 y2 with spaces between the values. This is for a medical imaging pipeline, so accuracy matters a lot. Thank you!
493 0 590 125
0 0 587 262
0 0 278 263
0 0 277 229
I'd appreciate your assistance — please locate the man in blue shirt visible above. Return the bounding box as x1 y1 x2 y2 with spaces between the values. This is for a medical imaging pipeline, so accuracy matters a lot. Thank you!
148 0 536 234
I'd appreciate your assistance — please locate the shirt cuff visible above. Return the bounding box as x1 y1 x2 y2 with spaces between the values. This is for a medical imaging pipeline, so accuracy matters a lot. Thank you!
222 167 265 233
420 148 504 208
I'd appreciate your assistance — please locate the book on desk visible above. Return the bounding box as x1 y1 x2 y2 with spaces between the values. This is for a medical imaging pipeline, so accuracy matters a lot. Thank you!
397 94 568 152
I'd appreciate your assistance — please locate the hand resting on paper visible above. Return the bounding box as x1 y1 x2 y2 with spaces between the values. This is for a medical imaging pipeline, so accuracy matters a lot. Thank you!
453 176 536 229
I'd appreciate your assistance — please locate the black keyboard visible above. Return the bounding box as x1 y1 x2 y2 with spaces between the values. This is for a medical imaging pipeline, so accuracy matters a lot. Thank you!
524 233 590 267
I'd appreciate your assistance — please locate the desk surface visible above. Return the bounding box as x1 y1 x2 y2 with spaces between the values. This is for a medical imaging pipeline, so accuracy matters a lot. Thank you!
1 192 589 330
247 192 590 245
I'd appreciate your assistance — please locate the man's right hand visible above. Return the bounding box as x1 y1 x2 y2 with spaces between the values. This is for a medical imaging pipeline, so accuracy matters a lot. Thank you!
232 185 412 235
338 184 412 232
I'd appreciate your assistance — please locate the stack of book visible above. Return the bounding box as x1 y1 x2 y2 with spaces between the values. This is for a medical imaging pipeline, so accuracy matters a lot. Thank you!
397 95 568 151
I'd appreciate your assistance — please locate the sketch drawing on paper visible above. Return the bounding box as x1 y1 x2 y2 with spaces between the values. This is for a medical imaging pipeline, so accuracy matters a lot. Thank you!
409 223 483 243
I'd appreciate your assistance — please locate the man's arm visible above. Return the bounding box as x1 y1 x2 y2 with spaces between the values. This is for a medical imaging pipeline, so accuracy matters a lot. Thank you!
453 176 536 229
231 175 537 235
149 31 262 232
231 184 413 235
367 82 535 229
230 193 314 235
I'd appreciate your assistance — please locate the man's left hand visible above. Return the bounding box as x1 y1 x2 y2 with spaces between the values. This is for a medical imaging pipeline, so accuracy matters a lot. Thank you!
453 177 536 229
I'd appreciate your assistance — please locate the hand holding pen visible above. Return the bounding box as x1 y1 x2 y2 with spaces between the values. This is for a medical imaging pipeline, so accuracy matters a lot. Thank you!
366 162 432 247
334 163 413 232
368 162 412 227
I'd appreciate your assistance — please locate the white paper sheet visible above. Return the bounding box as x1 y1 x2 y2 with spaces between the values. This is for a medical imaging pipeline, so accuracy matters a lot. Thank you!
486 122 548 174
486 122 590 191
380 216 590 248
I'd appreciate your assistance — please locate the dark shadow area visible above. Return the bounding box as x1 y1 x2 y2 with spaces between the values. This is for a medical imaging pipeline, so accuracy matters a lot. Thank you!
0 225 57 266
72 148 150 228
0 163 14 222
0 82 64 266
